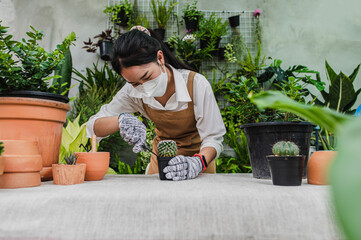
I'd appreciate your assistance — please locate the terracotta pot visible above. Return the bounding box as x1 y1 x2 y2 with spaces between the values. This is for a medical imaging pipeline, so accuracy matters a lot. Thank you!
3 155 42 172
0 97 70 181
307 151 337 185
0 156 4 175
0 172 41 189
52 163 86 185
1 139 40 155
75 152 110 181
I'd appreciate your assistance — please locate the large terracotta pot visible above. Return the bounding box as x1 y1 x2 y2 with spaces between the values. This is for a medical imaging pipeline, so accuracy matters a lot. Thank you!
0 97 70 181
307 151 337 185
0 156 4 175
75 152 110 181
52 163 86 185
0 140 42 188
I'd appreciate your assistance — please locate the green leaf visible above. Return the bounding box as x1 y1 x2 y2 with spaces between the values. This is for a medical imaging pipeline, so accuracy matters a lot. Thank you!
348 64 360 83
328 73 355 112
325 60 338 85
330 118 361 240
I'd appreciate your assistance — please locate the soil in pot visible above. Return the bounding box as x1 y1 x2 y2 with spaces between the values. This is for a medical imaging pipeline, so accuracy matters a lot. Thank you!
99 41 113 61
241 122 313 179
75 152 110 181
158 156 173 181
52 163 86 185
307 151 337 185
267 155 305 186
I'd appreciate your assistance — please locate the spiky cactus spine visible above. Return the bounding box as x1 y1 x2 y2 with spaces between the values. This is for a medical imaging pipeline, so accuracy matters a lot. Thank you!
157 140 177 157
64 151 79 165
272 141 300 156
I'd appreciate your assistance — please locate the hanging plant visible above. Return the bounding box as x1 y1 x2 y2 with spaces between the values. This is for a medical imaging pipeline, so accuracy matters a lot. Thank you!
254 9 262 47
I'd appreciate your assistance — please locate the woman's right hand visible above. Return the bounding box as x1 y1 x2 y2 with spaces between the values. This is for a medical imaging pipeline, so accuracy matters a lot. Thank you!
118 113 147 153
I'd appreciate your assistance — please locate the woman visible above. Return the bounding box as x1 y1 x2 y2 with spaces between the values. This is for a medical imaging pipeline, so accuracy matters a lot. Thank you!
86 26 226 181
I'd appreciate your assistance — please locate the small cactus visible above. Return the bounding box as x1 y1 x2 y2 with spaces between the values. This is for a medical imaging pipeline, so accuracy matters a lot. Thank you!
272 141 300 156
157 140 177 157
0 142 4 156
64 151 79 165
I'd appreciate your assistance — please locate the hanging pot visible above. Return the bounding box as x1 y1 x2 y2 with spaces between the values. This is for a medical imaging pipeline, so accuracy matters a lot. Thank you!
153 28 166 41
99 41 113 61
0 94 70 181
240 122 313 179
116 7 129 27
228 15 240 28
184 16 200 32
200 37 221 56
267 155 305 186
307 151 337 185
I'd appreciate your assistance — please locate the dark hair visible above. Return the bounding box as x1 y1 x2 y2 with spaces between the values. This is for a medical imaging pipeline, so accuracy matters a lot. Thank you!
111 29 195 75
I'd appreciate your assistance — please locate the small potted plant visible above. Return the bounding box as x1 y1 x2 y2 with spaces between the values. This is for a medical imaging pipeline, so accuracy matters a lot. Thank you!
157 140 177 180
182 1 204 32
52 152 86 185
104 0 134 27
0 142 4 175
83 29 115 61
267 141 306 186
196 14 228 54
150 0 178 41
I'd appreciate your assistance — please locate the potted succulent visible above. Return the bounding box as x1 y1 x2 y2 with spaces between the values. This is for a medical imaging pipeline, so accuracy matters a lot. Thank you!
196 14 228 54
182 1 204 32
83 29 115 61
0 142 4 175
104 0 134 27
0 22 76 180
150 0 178 41
267 141 305 186
52 152 86 185
157 140 177 180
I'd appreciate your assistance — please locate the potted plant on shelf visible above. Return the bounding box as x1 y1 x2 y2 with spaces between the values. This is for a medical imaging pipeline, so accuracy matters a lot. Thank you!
83 29 115 61
157 140 177 180
196 13 228 55
52 152 86 185
150 0 178 41
267 141 305 186
182 1 204 33
104 0 134 28
0 21 76 181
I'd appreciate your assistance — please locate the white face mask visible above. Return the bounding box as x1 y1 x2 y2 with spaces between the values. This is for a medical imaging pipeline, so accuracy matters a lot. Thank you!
135 63 168 97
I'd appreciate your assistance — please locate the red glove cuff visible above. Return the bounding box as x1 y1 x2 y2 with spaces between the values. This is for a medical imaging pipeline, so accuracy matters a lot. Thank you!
193 154 207 171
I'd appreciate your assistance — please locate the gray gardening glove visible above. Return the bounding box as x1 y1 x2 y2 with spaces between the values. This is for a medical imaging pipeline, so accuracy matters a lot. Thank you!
163 155 204 181
118 113 147 153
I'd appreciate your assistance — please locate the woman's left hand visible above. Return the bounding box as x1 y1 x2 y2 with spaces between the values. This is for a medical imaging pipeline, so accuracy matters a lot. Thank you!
163 155 203 181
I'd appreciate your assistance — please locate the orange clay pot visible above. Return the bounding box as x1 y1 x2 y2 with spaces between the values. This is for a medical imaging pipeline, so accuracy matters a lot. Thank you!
0 156 4 175
0 98 70 181
52 163 86 185
307 151 337 185
75 152 110 181
0 172 41 189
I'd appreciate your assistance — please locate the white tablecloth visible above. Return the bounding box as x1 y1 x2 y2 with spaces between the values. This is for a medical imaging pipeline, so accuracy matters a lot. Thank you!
0 174 344 240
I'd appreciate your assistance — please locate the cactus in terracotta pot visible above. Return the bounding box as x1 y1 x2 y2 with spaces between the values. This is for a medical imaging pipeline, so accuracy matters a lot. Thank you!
64 151 79 165
272 141 300 156
157 140 177 157
52 151 86 185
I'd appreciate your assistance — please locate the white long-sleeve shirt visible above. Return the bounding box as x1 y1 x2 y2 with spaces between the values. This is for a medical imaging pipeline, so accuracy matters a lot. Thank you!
86 66 226 158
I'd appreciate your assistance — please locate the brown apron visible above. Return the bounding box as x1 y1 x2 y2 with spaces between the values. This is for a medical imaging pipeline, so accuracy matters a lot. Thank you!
143 71 216 175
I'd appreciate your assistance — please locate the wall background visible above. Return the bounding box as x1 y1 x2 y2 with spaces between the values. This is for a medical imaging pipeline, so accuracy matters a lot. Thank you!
1 0 361 107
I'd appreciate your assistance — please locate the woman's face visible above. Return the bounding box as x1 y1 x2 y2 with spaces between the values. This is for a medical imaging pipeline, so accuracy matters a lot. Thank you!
121 50 166 88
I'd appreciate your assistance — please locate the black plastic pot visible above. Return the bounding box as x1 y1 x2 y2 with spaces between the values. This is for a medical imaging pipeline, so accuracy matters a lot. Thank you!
99 41 113 61
153 28 166 41
267 155 305 186
0 90 69 103
228 15 240 28
158 156 173 181
240 122 313 179
184 16 200 32
116 8 129 27
217 47 226 60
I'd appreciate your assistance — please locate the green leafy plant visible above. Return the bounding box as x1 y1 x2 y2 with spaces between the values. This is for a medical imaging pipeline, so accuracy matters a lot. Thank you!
64 151 79 165
272 141 300 156
104 0 134 27
83 29 115 53
157 140 177 157
59 115 89 164
53 48 73 97
248 90 360 240
0 21 76 94
150 0 178 29
0 142 4 156
196 13 228 48
182 1 204 21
